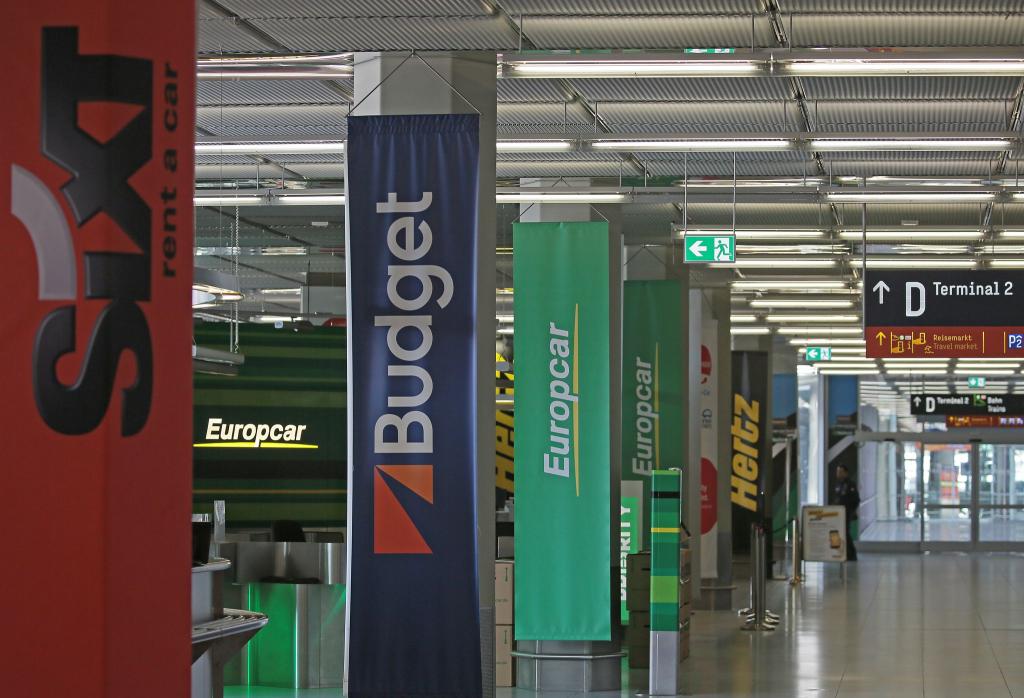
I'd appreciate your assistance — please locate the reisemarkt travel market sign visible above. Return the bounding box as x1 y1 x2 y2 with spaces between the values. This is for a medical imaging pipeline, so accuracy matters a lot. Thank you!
514 221 612 641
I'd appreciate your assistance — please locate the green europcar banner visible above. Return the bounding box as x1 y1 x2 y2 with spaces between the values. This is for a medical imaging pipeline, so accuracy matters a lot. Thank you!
514 221 612 641
622 280 685 549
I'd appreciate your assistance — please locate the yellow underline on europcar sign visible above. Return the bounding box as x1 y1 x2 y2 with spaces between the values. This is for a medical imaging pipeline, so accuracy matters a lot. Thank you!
651 527 680 534
573 302 580 498
193 442 319 449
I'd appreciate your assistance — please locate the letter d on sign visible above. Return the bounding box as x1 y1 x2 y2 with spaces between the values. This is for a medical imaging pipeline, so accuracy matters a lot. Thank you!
906 282 926 318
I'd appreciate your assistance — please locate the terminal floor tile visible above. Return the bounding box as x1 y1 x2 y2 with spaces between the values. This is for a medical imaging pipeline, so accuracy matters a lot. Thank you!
229 552 1024 697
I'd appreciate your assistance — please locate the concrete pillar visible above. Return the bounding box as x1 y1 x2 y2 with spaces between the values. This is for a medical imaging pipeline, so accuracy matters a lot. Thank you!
352 51 497 694
515 192 623 693
709 289 735 608
686 288 702 601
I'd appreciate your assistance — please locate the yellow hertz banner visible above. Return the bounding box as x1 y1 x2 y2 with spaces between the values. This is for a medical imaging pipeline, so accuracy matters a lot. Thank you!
496 360 515 493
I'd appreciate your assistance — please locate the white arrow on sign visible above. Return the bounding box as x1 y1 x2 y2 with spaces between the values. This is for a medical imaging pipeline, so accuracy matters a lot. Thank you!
873 280 890 304
689 239 707 258
913 396 921 407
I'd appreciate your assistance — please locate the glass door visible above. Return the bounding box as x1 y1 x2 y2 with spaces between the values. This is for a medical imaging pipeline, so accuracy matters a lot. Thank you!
978 444 1024 542
921 443 974 546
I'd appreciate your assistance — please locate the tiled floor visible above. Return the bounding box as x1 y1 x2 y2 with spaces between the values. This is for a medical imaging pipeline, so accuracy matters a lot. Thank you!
227 553 1024 697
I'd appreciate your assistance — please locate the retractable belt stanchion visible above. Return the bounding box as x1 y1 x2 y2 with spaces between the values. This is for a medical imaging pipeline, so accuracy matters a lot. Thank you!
741 522 779 632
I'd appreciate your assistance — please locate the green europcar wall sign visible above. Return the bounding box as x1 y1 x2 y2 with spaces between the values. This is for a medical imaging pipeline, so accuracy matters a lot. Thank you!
513 221 612 641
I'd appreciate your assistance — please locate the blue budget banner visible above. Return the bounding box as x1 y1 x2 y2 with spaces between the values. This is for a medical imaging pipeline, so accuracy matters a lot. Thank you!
345 114 482 698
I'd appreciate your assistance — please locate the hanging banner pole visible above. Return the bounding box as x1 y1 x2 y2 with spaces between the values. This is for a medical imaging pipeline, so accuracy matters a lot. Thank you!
345 114 482 698
1 3 195 695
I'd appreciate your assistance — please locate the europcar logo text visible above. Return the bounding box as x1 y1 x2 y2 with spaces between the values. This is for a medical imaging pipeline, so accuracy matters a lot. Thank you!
629 342 660 476
194 418 318 449
544 305 581 496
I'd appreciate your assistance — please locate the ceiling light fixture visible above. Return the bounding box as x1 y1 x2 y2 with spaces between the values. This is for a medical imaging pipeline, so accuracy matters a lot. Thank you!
722 258 837 269
732 280 848 290
194 196 263 207
506 59 761 78
828 192 996 203
784 59 1024 77
592 139 790 152
777 327 864 336
496 140 574 152
750 299 854 308
858 258 977 269
495 192 626 203
787 338 866 346
766 314 860 323
276 195 347 206
838 230 985 241
730 327 772 335
810 138 1012 151
195 141 345 155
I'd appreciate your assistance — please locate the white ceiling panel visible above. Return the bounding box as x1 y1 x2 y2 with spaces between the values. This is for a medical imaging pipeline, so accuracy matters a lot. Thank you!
197 105 348 138
503 1 759 13
569 77 793 103
198 18 277 54
810 99 1010 132
197 79 350 106
216 0 490 18
790 12 1024 47
598 100 802 133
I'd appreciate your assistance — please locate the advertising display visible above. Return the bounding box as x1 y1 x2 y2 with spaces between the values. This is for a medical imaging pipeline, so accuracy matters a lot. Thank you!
731 352 771 552
0 3 195 695
514 221 612 641
700 320 719 579
864 270 1024 358
622 280 685 549
802 505 848 562
345 115 482 697
620 483 643 623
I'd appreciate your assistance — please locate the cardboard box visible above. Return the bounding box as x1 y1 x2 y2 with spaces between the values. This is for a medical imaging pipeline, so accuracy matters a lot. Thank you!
679 577 692 606
496 625 514 687
626 581 648 612
497 536 514 560
495 561 514 625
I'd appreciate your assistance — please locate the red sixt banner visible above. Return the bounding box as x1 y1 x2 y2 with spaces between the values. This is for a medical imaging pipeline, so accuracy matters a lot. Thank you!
866 326 1024 359
0 3 194 696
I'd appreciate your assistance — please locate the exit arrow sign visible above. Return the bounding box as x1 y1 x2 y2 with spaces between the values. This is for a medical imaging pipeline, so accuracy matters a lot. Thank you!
967 376 986 389
805 346 832 361
683 234 735 264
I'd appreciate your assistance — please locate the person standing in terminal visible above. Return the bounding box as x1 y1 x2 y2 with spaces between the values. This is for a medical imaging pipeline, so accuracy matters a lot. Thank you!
832 465 861 561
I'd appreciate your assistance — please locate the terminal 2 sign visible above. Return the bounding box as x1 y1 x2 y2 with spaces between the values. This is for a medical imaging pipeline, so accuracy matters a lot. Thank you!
864 270 1024 358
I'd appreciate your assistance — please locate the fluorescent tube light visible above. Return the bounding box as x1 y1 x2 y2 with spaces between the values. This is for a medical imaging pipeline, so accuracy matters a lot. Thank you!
999 230 1024 238
496 315 514 323
496 140 573 152
767 314 860 323
788 338 866 346
507 60 760 78
497 328 514 335
730 327 771 335
955 364 1021 370
194 196 263 207
277 195 346 205
496 192 626 203
195 141 345 154
251 315 295 323
724 258 837 269
777 327 863 335
818 369 880 375
811 139 1011 151
730 314 759 323
858 258 977 269
885 368 951 375
838 230 985 241
732 280 847 290
828 192 995 203
592 139 790 152
954 369 1017 376
751 299 854 308
987 259 1024 268
785 59 1024 76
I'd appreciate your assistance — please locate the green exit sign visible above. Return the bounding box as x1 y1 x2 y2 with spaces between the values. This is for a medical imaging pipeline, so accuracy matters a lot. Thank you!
968 376 986 388
685 48 736 54
805 346 832 361
683 234 735 264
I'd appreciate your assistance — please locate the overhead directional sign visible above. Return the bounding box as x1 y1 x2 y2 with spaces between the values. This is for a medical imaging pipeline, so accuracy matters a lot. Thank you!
805 346 832 361
910 393 1024 416
947 415 1024 428
864 269 1024 358
683 234 735 264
